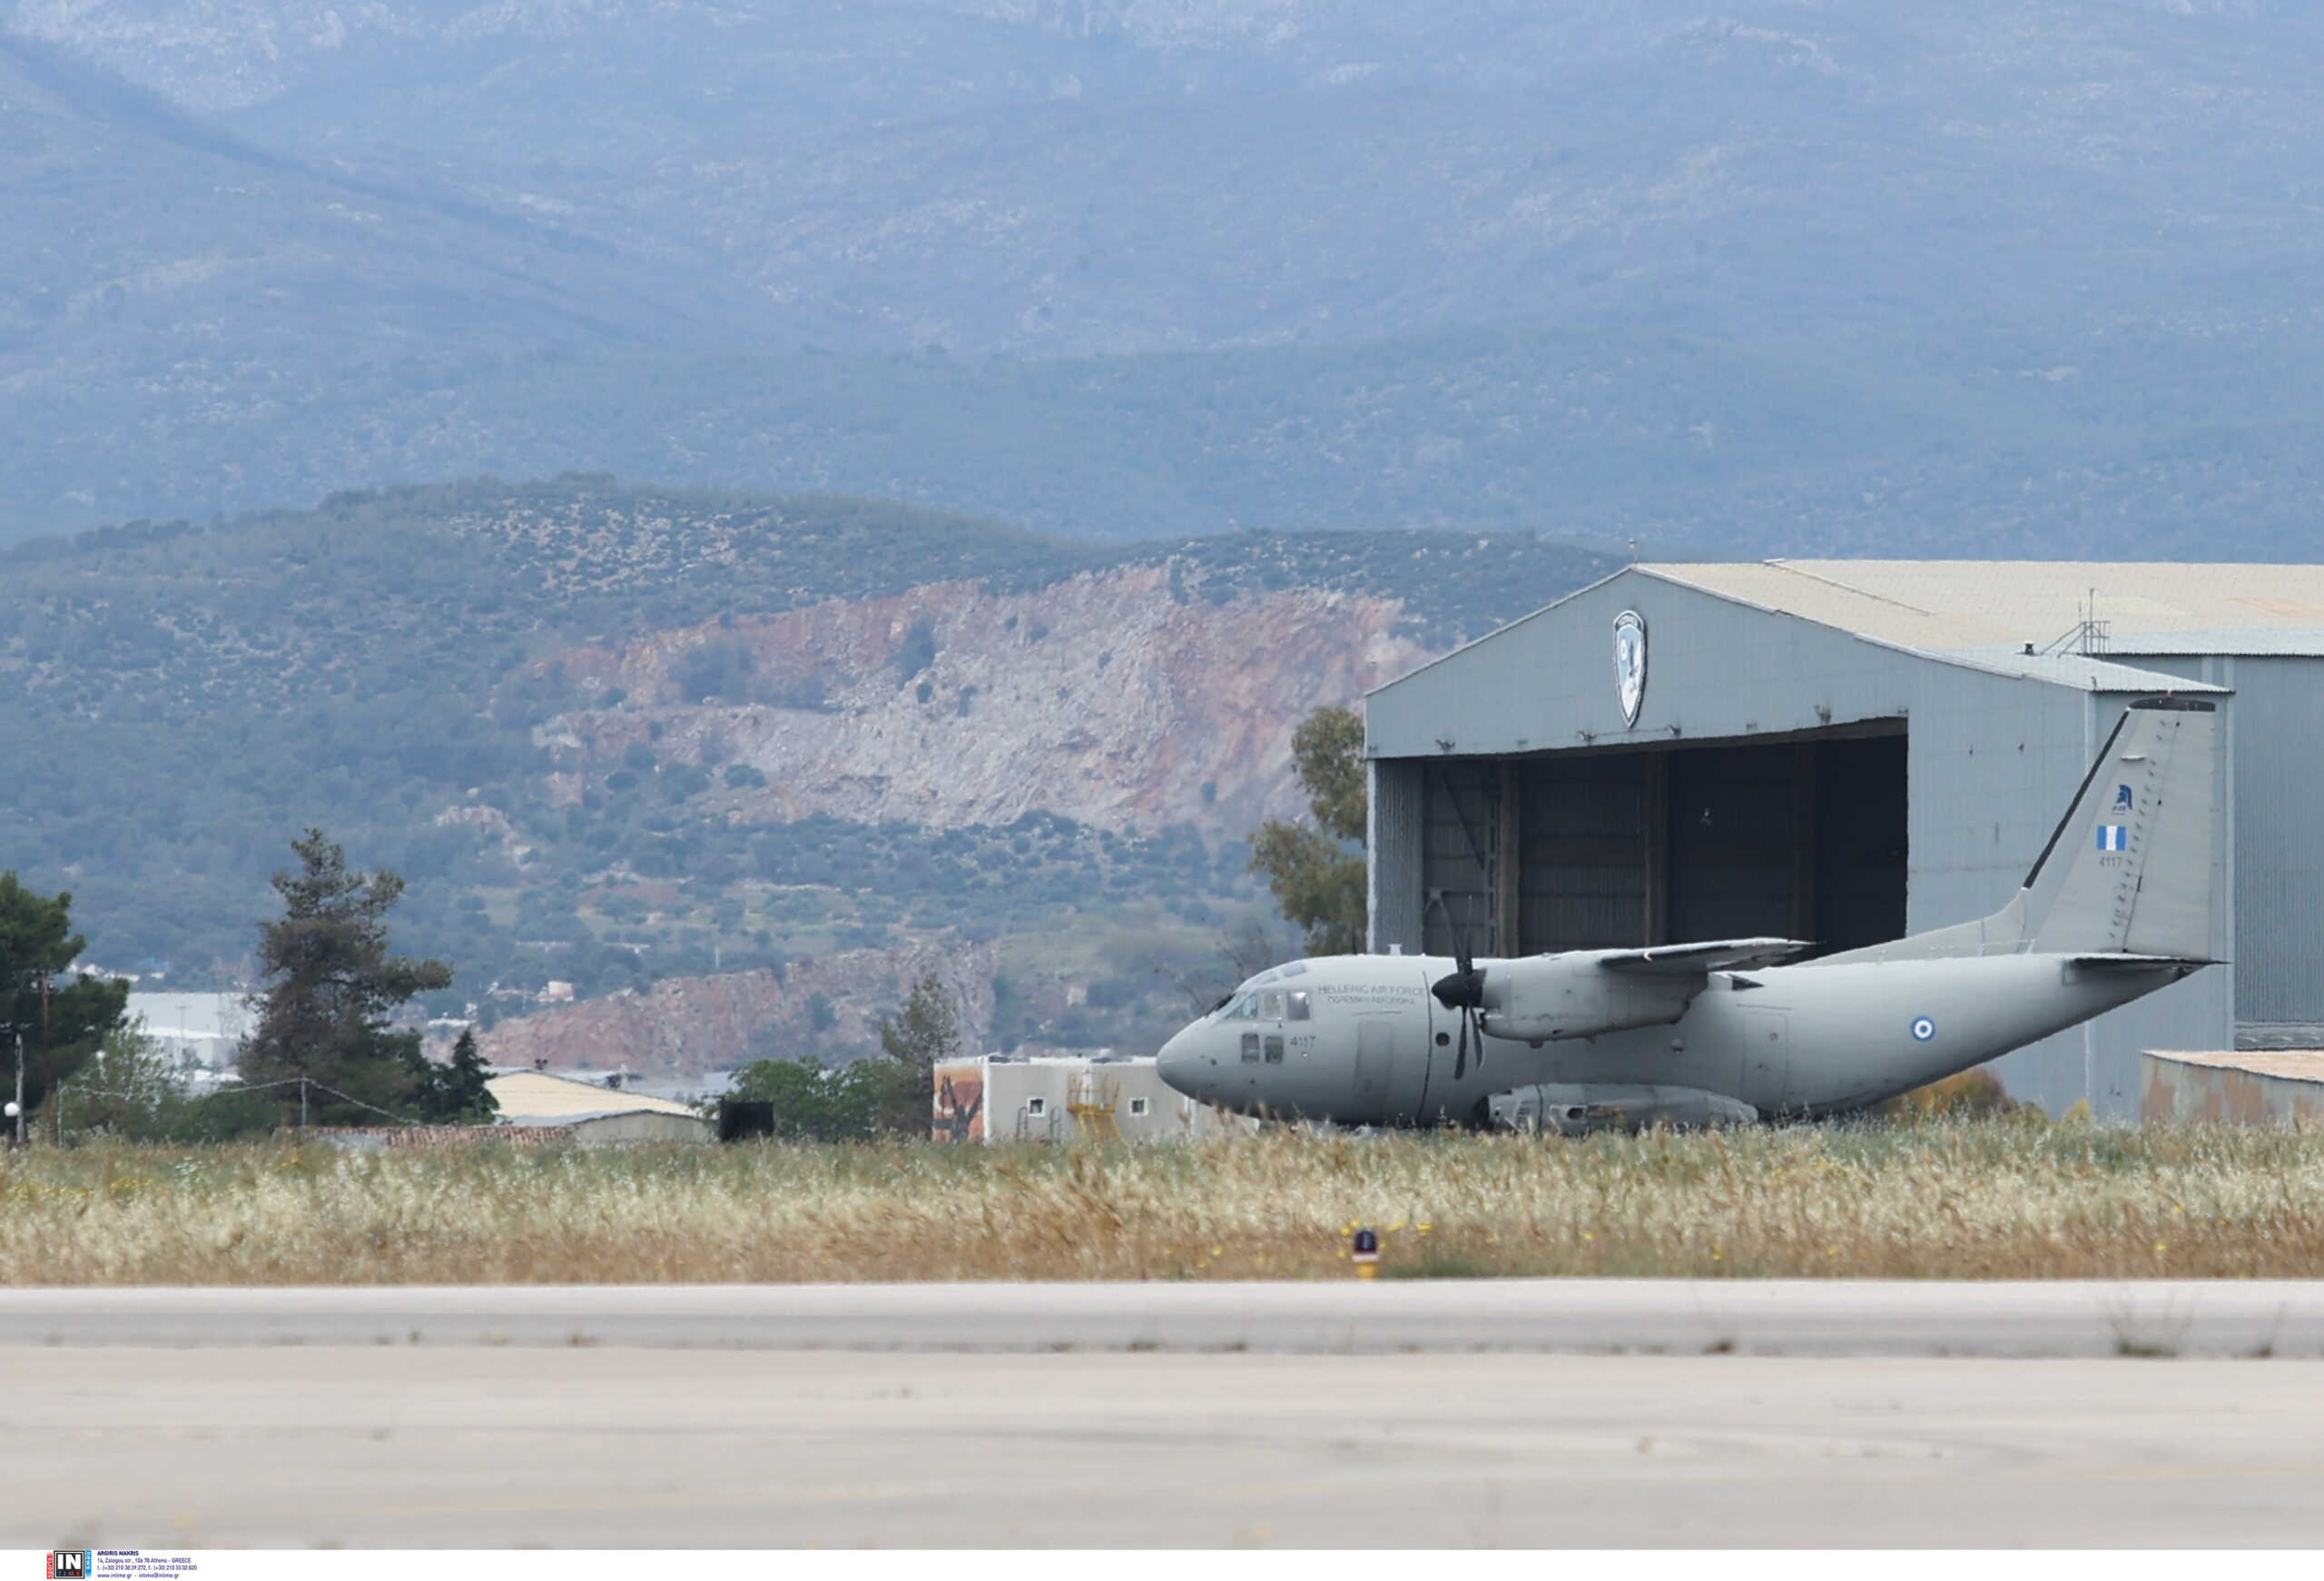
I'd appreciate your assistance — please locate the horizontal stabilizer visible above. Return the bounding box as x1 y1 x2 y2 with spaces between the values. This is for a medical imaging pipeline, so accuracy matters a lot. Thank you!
2066 953 2221 973
1596 937 1814 975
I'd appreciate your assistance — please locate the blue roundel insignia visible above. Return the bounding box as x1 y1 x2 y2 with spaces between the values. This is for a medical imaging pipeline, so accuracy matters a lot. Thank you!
1910 1016 1936 1042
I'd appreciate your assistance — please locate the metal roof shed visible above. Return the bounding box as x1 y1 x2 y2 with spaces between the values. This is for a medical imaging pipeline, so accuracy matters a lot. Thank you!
1361 560 2324 1119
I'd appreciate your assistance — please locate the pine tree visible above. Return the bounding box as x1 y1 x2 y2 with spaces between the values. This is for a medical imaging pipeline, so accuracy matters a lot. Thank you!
1249 705 1369 954
0 873 129 1122
239 829 453 1125
875 973 962 1135
413 1027 499 1125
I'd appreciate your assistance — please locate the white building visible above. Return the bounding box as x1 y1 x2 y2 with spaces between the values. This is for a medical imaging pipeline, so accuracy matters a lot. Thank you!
932 1053 1256 1144
124 992 251 1070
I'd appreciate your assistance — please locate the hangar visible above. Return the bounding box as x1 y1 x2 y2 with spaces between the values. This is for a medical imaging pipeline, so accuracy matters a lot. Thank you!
1363 561 2324 1118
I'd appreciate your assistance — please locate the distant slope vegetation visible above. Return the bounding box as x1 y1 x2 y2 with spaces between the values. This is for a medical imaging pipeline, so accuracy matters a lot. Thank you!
7 5 2324 553
0 477 1616 999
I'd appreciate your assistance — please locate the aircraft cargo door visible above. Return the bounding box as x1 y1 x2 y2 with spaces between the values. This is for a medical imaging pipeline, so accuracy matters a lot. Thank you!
1738 1008 1789 1118
1353 1018 1399 1124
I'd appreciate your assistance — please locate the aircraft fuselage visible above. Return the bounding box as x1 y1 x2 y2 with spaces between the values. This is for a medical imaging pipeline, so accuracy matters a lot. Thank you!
1156 949 2190 1127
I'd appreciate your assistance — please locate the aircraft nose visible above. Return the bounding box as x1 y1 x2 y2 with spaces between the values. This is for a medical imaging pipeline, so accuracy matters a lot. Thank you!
1157 1024 1207 1100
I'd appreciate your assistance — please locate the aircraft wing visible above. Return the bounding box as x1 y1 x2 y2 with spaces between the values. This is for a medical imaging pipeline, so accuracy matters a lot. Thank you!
1594 937 1816 975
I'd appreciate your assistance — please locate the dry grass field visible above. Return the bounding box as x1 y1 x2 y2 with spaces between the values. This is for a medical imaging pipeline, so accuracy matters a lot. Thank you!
5 1118 2323 1284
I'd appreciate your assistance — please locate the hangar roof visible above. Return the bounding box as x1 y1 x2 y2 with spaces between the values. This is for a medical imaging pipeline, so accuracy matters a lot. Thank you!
485 1069 699 1122
1647 561 2324 657
2148 1049 2324 1085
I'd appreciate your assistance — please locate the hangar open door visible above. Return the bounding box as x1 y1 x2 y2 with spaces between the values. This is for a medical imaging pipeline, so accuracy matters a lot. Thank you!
1416 727 1905 960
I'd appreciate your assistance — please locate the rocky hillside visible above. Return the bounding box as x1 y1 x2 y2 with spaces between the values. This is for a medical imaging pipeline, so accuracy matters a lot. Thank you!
1 478 1613 1061
537 566 1427 834
474 942 999 1080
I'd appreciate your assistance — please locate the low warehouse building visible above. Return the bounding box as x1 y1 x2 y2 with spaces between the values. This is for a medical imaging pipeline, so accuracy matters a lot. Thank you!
1364 561 2324 1118
932 1054 1255 1143
484 1069 712 1144
2143 1050 2324 1126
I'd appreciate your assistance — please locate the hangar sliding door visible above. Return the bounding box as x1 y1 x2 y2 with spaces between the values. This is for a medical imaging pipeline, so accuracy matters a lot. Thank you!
1666 744 1798 944
1419 762 1498 958
1516 754 1648 954
1813 735 1907 954
1411 727 1905 962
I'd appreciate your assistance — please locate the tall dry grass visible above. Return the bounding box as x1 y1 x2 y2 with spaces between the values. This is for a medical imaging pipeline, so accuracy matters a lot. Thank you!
5 1118 2324 1283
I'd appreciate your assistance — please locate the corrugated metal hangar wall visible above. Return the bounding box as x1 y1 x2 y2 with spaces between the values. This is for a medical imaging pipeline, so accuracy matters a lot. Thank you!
1361 561 2324 1120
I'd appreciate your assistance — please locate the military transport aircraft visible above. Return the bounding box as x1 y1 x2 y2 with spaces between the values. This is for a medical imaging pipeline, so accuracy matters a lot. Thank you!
1157 697 2218 1131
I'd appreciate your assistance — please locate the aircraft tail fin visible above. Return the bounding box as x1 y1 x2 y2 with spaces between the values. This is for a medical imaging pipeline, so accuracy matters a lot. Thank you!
2019 697 2218 959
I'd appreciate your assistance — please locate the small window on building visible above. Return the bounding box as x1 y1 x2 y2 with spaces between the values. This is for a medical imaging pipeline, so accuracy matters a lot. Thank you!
1264 1034 1285 1063
1286 991 1311 1022
1260 993 1284 1019
1027 1097 1046 1116
1128 1097 1148 1117
1241 1033 1261 1062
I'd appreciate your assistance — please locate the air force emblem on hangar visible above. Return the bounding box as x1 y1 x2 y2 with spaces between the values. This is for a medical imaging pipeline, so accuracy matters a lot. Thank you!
1612 609 1648 726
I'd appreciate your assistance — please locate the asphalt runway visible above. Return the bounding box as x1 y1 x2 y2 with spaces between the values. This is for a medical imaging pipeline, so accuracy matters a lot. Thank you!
15 1346 2324 1546
5 1279 2324 1356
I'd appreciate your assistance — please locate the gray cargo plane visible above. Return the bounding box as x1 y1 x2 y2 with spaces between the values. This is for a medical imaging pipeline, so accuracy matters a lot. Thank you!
1157 697 2218 1130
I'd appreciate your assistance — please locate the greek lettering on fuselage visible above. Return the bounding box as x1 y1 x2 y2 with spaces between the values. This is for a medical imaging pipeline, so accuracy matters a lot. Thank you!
1315 983 1422 1008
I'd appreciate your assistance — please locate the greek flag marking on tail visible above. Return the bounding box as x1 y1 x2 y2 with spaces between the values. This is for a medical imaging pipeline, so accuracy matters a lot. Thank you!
2097 825 2130 851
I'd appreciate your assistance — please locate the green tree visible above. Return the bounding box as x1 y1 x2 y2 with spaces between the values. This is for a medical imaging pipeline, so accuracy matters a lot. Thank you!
725 1055 889 1141
1249 705 1368 954
412 1028 499 1125
60 1017 176 1137
56 1017 275 1142
0 873 128 1122
875 973 962 1134
239 829 454 1125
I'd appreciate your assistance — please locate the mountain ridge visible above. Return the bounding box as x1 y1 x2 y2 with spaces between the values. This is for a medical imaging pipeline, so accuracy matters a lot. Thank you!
7 5 2324 552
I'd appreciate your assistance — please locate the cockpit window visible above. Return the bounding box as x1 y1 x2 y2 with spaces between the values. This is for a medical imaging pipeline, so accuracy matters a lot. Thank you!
1259 993 1284 1020
1222 995 1262 1021
1286 991 1311 1022
1276 962 1309 979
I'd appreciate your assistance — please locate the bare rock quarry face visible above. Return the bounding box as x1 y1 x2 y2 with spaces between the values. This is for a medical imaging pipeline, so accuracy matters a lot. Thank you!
477 942 999 1079
530 565 1427 835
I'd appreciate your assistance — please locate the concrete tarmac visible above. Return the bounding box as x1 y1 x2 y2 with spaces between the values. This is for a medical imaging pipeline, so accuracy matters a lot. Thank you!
15 1346 2324 1547
5 1279 2324 1356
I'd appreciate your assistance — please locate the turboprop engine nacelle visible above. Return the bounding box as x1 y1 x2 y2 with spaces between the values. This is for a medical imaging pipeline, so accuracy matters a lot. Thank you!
1479 952 1699 1043
1491 1083 1758 1135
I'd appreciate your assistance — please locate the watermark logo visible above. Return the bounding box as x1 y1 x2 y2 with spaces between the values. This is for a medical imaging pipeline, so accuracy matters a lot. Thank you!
48 1553 91 1580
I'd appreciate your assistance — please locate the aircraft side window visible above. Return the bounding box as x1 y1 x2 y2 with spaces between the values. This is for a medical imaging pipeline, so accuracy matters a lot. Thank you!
1241 1033 1261 1062
1128 1097 1148 1117
1264 1034 1285 1063
1260 993 1284 1020
1286 991 1310 1021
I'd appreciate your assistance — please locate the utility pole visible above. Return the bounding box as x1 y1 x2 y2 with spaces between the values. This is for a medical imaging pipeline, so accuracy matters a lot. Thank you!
300 1073 309 1131
11 1031 22 1147
38 973 50 1145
